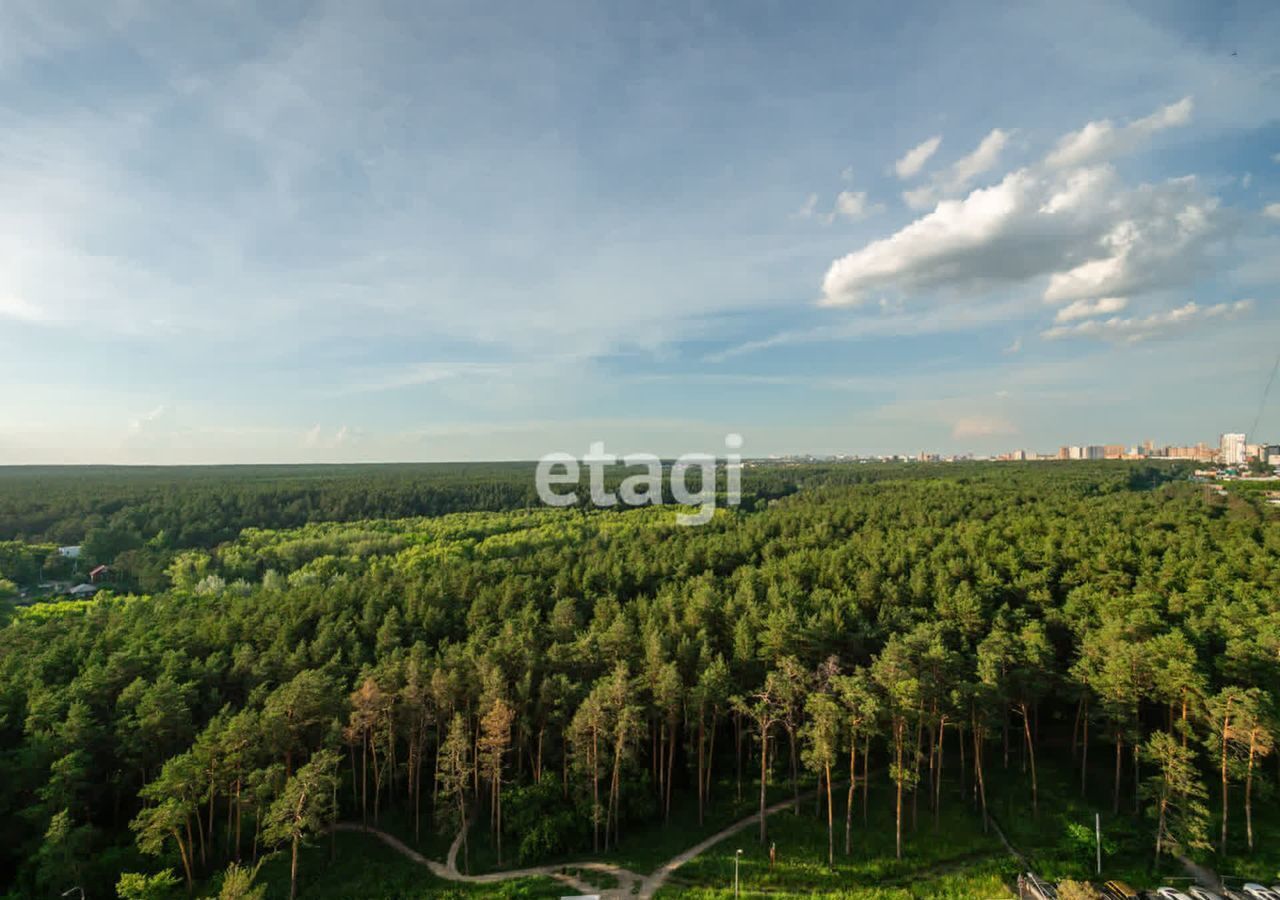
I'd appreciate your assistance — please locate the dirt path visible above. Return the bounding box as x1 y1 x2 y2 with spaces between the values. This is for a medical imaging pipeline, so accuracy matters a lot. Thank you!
335 788 823 899
331 822 606 895
638 790 821 898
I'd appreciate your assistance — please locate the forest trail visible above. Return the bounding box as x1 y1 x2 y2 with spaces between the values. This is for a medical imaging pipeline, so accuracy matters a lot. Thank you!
332 821 606 894
335 788 822 899
637 789 823 898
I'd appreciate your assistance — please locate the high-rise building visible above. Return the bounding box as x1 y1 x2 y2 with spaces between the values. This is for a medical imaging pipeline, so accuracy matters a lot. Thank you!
1220 433 1247 466
1086 445 1106 460
1164 444 1216 462
1068 446 1085 460
1104 444 1125 459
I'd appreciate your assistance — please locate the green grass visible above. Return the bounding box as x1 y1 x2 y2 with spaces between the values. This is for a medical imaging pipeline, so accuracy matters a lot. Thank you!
252 831 564 899
662 862 1015 899
441 775 802 876
660 777 1016 897
984 750 1280 892
983 753 1155 888
1197 784 1280 888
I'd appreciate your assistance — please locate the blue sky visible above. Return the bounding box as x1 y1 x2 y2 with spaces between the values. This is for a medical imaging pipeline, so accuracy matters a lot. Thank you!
2 0 1279 463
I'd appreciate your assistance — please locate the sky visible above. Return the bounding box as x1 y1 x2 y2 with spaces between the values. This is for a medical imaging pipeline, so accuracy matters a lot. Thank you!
2 0 1280 464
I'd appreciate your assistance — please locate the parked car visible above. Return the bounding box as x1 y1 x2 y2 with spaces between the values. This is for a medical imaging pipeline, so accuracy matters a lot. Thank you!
1241 886 1280 900
1103 882 1140 900
1156 889 1193 900
1185 888 1227 900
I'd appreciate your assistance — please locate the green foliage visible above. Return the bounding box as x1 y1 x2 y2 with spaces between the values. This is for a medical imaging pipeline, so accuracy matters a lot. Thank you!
0 460 1272 899
115 869 182 900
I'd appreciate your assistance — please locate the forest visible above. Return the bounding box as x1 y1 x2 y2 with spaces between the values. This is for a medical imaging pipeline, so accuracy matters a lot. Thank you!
1 460 1277 898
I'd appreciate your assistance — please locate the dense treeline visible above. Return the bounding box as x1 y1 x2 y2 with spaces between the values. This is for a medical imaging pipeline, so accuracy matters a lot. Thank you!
0 460 1170 550
0 463 557 546
3 462 1276 898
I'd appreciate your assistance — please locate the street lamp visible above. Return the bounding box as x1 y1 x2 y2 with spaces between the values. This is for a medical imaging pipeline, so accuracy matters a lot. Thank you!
734 848 743 898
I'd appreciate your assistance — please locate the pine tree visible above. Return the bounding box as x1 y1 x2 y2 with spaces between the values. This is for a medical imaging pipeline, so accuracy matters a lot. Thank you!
263 749 340 900
1142 731 1209 864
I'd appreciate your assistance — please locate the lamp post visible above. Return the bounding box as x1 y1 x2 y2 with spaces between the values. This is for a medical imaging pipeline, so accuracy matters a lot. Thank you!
1095 813 1102 876
735 848 743 897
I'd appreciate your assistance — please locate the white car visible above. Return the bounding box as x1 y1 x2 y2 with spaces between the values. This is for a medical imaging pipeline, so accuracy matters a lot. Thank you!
1241 885 1280 900
1157 889 1193 900
1186 890 1226 900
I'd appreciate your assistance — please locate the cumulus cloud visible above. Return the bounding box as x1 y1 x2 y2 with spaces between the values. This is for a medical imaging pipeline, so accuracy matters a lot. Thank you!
1045 97 1192 169
947 128 1011 191
1042 180 1218 304
1264 203 1280 220
952 415 1017 438
823 190 883 223
1054 297 1128 322
824 166 1090 304
834 190 871 220
798 185 884 225
895 136 942 179
899 129 1011 209
821 99 1215 314
1040 299 1252 343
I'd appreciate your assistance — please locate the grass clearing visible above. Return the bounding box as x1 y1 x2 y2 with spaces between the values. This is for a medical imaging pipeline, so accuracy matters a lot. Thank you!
661 777 1016 897
457 775 801 876
252 831 563 898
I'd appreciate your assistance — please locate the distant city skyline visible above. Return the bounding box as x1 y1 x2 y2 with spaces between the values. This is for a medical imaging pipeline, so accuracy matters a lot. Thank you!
2 2 1279 464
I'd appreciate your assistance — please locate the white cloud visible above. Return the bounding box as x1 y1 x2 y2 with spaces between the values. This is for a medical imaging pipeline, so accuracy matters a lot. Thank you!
820 97 1242 351
825 190 882 223
824 167 1075 305
1045 97 1192 169
1003 337 1022 354
895 136 942 179
952 415 1017 438
1042 181 1219 304
1041 299 1252 343
899 129 1010 208
822 100 1218 314
946 128 1011 192
1264 203 1280 220
1273 152 1280 164
1054 297 1128 322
